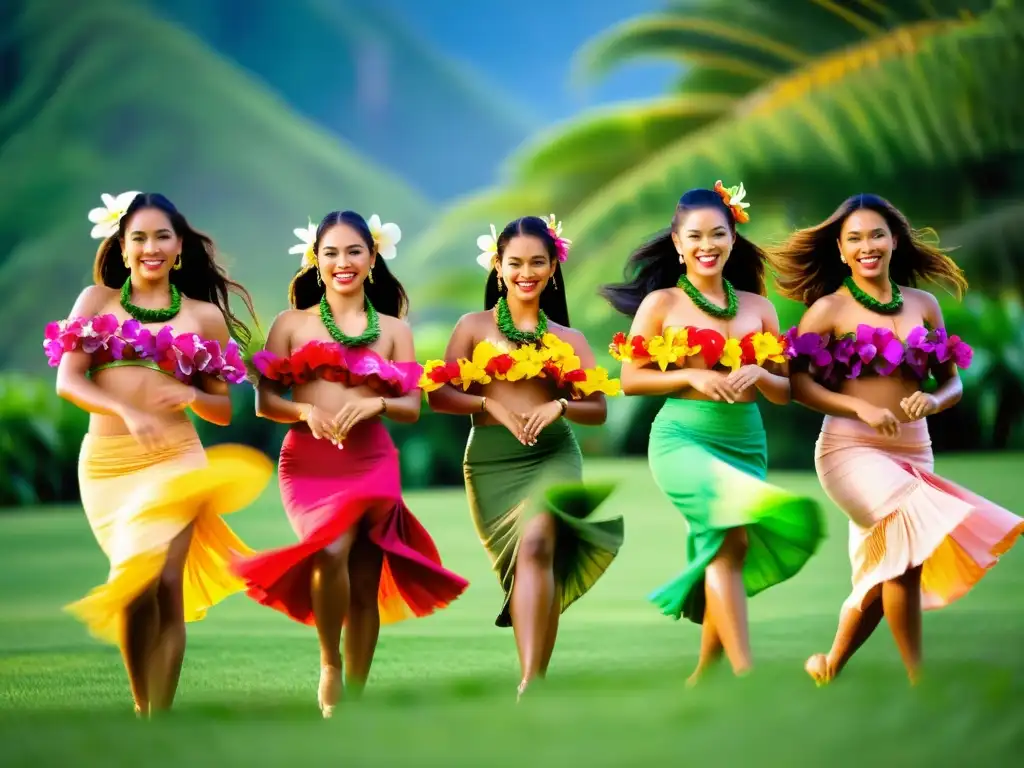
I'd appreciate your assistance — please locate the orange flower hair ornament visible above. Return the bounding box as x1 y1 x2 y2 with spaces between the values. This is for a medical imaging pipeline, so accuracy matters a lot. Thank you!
713 180 750 224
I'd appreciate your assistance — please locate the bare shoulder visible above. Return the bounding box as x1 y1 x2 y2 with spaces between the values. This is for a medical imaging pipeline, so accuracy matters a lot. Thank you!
184 296 224 322
380 313 412 338
639 288 677 313
70 284 118 317
455 310 492 332
737 290 773 312
903 286 940 310
547 321 587 346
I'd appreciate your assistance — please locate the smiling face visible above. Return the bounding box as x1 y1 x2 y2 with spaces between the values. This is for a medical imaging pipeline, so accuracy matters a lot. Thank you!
499 234 554 302
318 223 374 296
672 207 735 279
122 208 182 280
838 209 896 280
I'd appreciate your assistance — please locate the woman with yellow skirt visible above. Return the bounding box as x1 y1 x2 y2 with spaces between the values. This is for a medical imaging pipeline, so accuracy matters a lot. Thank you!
44 191 273 715
771 193 1024 685
423 215 624 700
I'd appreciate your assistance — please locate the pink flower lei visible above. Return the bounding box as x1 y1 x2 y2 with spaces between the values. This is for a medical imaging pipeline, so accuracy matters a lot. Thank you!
43 314 248 384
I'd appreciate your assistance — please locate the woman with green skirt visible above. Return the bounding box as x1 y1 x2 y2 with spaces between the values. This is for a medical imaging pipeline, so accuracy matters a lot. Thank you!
423 214 624 699
602 183 825 683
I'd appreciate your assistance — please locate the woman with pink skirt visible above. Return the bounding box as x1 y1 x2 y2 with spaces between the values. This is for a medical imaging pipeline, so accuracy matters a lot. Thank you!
770 194 1023 685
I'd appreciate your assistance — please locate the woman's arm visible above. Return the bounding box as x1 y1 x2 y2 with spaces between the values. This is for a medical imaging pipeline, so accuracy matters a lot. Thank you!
902 292 962 420
560 329 607 426
54 286 131 418
379 320 422 424
425 315 488 416
619 291 736 399
254 312 307 424
188 307 236 426
750 299 791 406
789 296 866 418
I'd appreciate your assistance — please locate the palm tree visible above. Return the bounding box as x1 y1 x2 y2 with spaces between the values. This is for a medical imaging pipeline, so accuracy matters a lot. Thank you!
408 0 1022 333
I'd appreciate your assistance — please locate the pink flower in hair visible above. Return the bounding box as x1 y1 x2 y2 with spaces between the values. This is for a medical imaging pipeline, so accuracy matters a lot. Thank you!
541 214 572 262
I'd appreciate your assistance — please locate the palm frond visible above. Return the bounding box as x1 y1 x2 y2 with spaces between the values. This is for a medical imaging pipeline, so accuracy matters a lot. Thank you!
560 5 1024 284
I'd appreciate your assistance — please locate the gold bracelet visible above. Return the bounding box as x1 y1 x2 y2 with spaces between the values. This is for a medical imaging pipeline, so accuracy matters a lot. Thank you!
380 396 388 414
480 396 488 413
557 398 568 415
298 404 311 422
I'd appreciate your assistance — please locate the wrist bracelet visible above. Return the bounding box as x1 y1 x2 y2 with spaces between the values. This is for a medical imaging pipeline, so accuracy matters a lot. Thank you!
380 396 388 414
557 398 568 415
480 396 488 413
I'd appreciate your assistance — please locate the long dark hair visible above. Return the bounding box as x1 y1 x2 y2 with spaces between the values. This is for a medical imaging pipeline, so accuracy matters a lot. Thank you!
768 193 968 307
94 192 259 348
600 188 767 317
288 210 409 317
483 216 570 327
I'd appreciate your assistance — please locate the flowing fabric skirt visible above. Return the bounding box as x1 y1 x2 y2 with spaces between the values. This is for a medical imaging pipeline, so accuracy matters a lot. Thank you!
462 419 624 627
67 423 274 645
815 416 1024 612
647 399 826 623
232 421 468 625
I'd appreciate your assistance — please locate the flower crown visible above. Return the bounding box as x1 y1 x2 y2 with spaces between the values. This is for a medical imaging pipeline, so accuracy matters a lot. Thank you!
475 214 573 270
289 214 402 269
713 180 750 224
87 191 142 239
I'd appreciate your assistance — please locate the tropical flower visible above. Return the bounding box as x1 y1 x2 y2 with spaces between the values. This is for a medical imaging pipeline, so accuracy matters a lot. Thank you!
367 214 402 260
289 219 318 269
713 180 750 224
87 191 141 239
541 213 572 262
476 224 498 270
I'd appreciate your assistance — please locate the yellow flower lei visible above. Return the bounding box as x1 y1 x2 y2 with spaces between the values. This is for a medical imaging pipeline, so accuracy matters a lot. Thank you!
420 333 621 398
609 327 787 372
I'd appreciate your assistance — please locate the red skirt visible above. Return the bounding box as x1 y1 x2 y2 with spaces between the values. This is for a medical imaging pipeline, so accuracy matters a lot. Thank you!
232 421 468 625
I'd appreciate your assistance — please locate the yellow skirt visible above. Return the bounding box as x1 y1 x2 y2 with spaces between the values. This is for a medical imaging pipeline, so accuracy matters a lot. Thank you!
66 423 274 645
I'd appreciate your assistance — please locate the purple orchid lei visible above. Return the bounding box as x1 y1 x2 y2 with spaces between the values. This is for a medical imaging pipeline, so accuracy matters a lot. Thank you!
43 314 247 384
783 324 972 387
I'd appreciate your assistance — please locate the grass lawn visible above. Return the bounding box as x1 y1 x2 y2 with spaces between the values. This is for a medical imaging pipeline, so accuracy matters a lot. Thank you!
0 454 1021 766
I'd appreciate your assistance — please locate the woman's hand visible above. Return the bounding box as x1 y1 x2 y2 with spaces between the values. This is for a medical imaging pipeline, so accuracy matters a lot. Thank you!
855 401 901 438
150 381 197 412
687 370 741 403
725 365 763 395
332 397 385 442
519 401 563 446
483 398 527 444
120 407 169 452
302 404 338 443
900 391 939 421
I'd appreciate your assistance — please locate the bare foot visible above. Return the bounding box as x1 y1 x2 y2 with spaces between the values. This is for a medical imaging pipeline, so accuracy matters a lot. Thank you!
318 665 341 718
804 653 831 687
516 679 530 703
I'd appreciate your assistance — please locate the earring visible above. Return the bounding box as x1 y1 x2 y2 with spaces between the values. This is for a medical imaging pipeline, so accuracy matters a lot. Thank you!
496 274 504 291
840 256 847 264
368 269 374 284
316 270 323 286
173 254 182 270
551 273 558 291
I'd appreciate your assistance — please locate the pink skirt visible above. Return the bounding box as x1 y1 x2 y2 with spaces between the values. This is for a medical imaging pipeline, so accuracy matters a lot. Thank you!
815 416 1023 612
231 421 468 625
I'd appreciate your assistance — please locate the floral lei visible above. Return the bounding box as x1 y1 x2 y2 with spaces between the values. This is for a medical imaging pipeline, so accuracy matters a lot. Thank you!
420 333 621 399
784 324 973 387
609 327 787 371
43 314 247 384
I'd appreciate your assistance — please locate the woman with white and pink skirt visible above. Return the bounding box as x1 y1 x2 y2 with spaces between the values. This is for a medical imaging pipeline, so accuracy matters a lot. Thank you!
770 193 1023 685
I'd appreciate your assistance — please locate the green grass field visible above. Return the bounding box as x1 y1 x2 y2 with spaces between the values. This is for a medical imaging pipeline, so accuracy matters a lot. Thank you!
1 455 1022 766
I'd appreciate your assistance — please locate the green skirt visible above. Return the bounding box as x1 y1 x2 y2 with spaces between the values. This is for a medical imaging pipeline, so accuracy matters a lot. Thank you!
647 399 825 623
463 419 625 627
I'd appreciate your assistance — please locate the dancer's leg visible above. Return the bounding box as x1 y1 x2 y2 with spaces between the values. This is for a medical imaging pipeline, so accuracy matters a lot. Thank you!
702 527 751 675
510 513 558 696
312 528 357 716
148 522 195 712
343 530 383 696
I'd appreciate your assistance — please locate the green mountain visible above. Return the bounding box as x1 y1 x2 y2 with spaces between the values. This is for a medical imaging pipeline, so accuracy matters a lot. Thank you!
145 0 541 200
0 0 432 372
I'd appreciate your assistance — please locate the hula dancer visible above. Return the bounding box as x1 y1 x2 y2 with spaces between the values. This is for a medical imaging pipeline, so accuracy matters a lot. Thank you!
231 211 468 717
422 215 624 700
46 191 273 716
771 194 1023 685
602 183 825 684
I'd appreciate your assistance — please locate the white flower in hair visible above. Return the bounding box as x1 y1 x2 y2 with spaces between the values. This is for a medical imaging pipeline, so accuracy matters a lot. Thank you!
288 219 318 268
87 191 141 239
476 223 498 270
367 214 401 260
